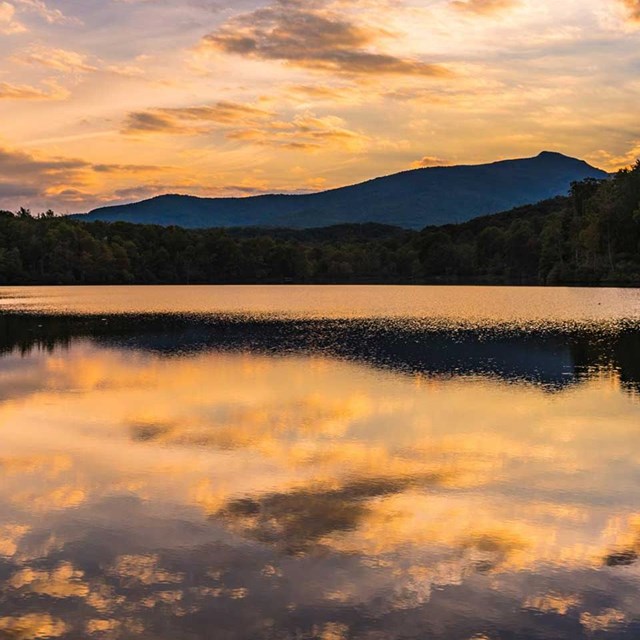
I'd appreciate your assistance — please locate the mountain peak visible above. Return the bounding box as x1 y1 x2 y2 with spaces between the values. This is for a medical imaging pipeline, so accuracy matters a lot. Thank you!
80 153 608 230
536 150 572 160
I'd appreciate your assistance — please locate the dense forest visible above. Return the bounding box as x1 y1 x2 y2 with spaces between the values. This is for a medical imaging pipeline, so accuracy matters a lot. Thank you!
1 161 638 285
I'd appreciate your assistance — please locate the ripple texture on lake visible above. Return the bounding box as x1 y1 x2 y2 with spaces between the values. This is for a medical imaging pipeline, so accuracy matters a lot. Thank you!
1 286 640 639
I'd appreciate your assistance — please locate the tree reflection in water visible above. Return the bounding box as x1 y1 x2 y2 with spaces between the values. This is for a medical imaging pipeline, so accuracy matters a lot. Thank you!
0 312 639 639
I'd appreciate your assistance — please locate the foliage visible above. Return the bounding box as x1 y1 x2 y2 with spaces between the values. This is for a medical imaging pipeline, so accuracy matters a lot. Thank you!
0 161 638 285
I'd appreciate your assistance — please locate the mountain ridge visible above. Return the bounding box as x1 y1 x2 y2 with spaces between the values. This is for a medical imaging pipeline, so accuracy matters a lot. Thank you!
78 151 608 230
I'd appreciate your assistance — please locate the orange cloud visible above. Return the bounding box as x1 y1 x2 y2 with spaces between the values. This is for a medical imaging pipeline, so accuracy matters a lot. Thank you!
0 144 167 207
14 45 97 73
122 101 274 135
0 1 26 33
226 113 370 152
620 0 640 20
0 80 68 100
14 0 77 25
123 101 369 152
451 0 519 14
0 614 67 638
201 0 451 78
410 155 451 168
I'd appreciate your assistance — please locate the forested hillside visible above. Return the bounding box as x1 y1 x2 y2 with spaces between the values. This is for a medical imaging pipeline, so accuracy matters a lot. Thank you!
78 152 607 230
1 161 638 286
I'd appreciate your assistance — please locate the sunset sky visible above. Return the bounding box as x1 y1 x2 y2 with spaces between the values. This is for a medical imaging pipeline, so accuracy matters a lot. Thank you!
0 0 639 212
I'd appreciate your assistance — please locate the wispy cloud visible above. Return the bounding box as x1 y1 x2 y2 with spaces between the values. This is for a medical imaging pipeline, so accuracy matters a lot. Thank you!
226 112 370 151
0 1 26 33
0 0 638 209
450 0 519 15
123 101 369 152
0 80 68 100
123 101 274 135
14 0 78 25
13 45 97 73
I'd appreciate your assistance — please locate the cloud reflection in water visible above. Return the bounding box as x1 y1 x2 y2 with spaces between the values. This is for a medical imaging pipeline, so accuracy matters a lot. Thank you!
1 334 640 638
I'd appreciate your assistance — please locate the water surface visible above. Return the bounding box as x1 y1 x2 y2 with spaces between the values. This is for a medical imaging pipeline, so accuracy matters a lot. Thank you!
1 285 639 329
1 286 640 639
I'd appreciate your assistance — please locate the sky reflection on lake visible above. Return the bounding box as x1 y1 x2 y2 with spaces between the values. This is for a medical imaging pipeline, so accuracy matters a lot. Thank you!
1 288 640 639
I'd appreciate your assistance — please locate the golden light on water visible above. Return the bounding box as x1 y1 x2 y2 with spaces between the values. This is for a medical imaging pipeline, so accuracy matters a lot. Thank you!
1 340 640 636
1 284 640 638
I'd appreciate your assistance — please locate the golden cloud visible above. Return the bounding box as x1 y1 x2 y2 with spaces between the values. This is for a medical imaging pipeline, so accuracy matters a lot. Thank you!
123 101 274 135
109 555 183 586
1 347 639 584
0 1 25 33
0 144 168 206
580 609 627 633
451 0 519 14
0 525 30 557
524 593 581 616
0 145 89 201
621 0 640 20
123 101 370 152
14 45 97 73
0 80 68 101
0 614 67 639
14 0 76 25
201 0 451 78
410 155 452 168
86 619 121 635
9 562 89 599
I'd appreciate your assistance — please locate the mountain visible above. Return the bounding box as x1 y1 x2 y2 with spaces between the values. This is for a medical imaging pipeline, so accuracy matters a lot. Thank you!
78 151 608 230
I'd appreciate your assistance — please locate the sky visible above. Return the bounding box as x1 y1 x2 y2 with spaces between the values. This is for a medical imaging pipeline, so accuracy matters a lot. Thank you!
0 0 639 212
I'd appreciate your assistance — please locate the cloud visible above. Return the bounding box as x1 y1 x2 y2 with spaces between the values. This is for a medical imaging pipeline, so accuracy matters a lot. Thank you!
122 101 368 152
92 163 167 174
110 185 179 201
200 0 451 77
0 1 26 33
450 0 519 14
123 111 187 135
0 614 67 639
620 0 640 21
226 113 370 151
9 562 89 598
579 609 628 633
0 145 167 209
0 146 88 181
0 182 38 198
161 101 275 124
0 147 91 206
586 141 640 171
14 0 77 25
217 475 432 555
410 155 452 168
15 45 97 73
122 101 273 135
0 80 68 100
281 83 368 107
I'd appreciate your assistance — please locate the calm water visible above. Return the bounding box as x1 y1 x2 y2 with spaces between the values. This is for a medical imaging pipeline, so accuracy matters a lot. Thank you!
1 286 640 639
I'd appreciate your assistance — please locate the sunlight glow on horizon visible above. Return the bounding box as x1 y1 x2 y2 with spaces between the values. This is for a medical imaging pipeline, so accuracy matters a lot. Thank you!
0 0 638 212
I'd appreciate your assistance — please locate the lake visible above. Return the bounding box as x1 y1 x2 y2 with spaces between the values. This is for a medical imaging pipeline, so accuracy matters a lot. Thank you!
1 286 640 639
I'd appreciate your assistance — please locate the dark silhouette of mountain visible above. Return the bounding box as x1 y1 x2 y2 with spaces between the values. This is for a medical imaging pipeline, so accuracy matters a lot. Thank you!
78 151 607 230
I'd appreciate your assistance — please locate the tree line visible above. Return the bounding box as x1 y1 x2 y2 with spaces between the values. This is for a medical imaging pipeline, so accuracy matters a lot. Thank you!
0 161 638 285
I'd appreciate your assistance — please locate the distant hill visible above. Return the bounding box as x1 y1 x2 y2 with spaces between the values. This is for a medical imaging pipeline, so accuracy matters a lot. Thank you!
78 151 608 230
2 159 639 285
